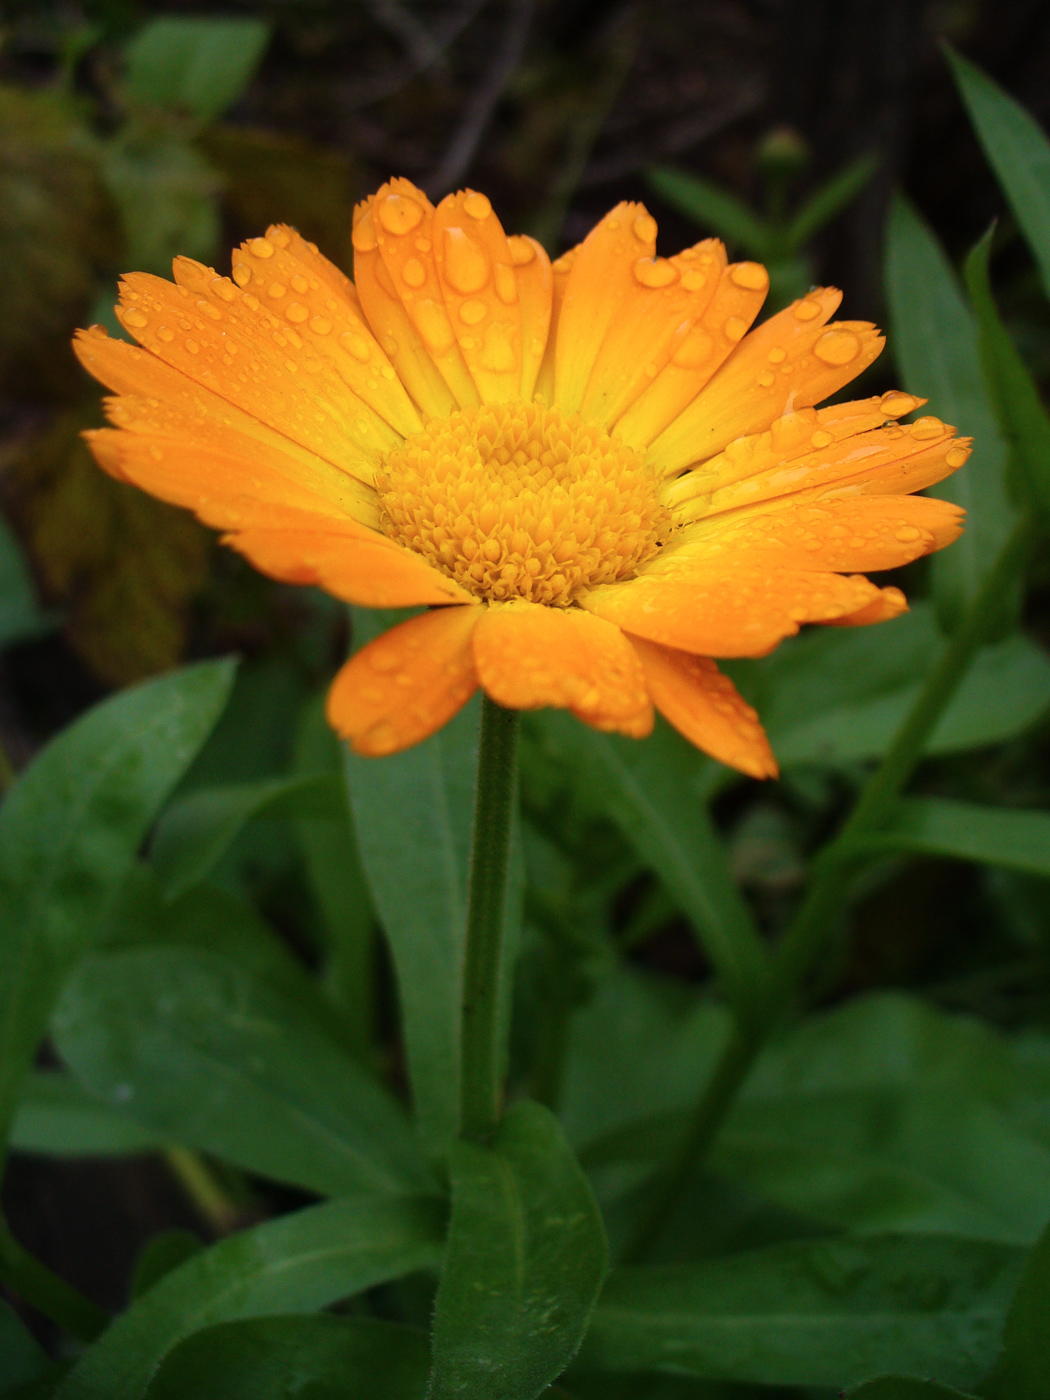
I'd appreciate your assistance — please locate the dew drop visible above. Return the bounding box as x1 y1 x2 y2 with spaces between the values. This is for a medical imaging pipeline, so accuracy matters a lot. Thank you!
185 338 200 354
911 415 945 440
402 257 426 288
756 370 775 387
724 316 748 342
681 269 707 291
881 391 919 417
508 235 536 266
945 446 968 468
198 301 222 321
443 227 489 294
123 308 148 328
463 191 492 220
379 193 424 235
232 263 252 287
291 274 310 294
415 237 432 253
459 299 488 325
286 302 309 325
810 429 833 449
382 365 396 380
767 346 787 364
895 525 922 542
157 325 174 342
731 262 769 291
310 316 332 335
340 331 371 362
249 237 274 259
381 335 398 356
634 257 679 289
793 297 822 321
269 228 291 249
267 284 286 301
633 212 657 243
285 359 298 373
415 299 455 354
495 264 518 305
352 214 378 253
211 279 236 303
813 330 860 365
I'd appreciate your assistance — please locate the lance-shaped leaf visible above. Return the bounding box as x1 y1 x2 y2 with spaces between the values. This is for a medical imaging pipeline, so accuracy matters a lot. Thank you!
856 797 1050 877
0 659 236 1164
885 194 1016 631
577 1234 1023 1391
143 1317 429 1400
54 1194 445 1400
10 1072 162 1156
123 17 271 124
982 1215 1050 1399
645 166 769 254
53 946 436 1198
947 48 1050 303
428 1101 607 1400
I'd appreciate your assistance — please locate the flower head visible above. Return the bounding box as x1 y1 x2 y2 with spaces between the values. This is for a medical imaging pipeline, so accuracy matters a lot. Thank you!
74 178 969 777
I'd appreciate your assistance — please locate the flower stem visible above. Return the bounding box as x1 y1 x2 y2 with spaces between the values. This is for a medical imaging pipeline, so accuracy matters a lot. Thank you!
0 1217 108 1341
460 696 520 1143
621 511 1039 1262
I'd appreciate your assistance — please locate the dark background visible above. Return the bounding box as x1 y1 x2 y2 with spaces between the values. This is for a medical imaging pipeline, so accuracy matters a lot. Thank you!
2 0 1050 1333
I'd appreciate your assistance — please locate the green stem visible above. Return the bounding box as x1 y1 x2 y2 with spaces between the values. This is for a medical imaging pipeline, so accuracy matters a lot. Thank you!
460 697 520 1143
621 512 1039 1262
0 739 16 795
164 1147 239 1235
0 1217 108 1341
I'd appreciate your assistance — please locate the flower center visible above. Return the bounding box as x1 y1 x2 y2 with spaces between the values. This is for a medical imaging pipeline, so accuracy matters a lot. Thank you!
376 402 671 606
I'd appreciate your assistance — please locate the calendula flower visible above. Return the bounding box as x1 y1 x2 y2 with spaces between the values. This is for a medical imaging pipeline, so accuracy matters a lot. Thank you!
74 179 969 776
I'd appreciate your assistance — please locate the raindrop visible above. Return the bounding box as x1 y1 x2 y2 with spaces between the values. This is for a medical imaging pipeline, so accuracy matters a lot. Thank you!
910 415 944 440
443 227 489 293
185 338 200 353
310 316 332 335
379 193 423 235
508 236 535 266
123 308 148 328
813 330 859 366
724 316 748 342
945 446 968 468
880 391 918 417
249 238 274 259
340 331 370 362
756 370 774 388
415 299 455 354
286 303 309 323
157 326 174 342
463 191 492 220
402 257 426 288
681 269 706 292
232 263 252 287
268 283 287 299
352 216 378 253
810 429 832 449
633 212 657 243
495 265 518 305
793 298 821 321
459 300 488 325
633 258 678 289
731 262 769 291
767 346 787 364
291 274 310 294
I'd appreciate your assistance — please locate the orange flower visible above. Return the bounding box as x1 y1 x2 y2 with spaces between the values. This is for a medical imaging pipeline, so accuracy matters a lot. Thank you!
74 179 969 777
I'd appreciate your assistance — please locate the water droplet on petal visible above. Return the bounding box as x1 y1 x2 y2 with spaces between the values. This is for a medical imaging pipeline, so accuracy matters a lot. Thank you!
681 269 706 291
945 446 969 468
508 235 535 266
895 525 922 542
379 193 424 234
268 283 287 299
185 338 200 353
724 316 748 342
269 228 291 248
340 331 371 362
381 335 398 356
249 237 274 259
881 391 919 417
767 346 787 364
284 304 307 325
402 257 426 288
634 257 678 288
495 264 518 305
810 429 832 448
731 261 769 291
415 237 431 253
793 297 822 321
157 326 174 342
211 279 236 303
415 299 455 354
291 274 310 294
911 415 945 440
310 316 332 335
459 299 487 325
633 212 657 243
123 308 148 328
232 263 251 287
463 191 492 220
813 330 860 365
756 370 774 387
443 227 489 293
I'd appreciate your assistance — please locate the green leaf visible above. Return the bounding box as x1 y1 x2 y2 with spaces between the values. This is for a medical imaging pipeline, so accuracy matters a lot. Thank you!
54 1195 445 1400
578 1234 1023 1390
964 228 1050 519
10 1072 161 1156
343 658 478 1154
131 1231 204 1301
0 659 236 1165
143 1316 429 1400
151 774 337 901
293 697 375 1053
53 946 436 1198
101 137 221 275
645 167 769 255
0 514 52 650
982 1215 1050 1399
884 194 1016 630
0 1297 49 1392
122 18 271 124
784 150 879 251
732 603 1050 767
947 48 1050 302
429 1101 607 1400
858 797 1050 877
527 715 770 1018
847 1380 978 1398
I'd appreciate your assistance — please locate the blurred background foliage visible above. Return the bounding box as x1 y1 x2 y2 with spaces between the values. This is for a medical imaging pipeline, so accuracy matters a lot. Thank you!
2 0 1050 1343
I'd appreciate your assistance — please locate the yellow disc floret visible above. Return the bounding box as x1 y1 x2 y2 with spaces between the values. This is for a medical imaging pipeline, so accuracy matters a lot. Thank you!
376 401 672 605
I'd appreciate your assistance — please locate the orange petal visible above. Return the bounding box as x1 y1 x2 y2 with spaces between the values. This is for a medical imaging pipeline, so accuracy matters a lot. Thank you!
84 425 379 532
824 586 908 627
508 235 553 401
473 602 653 736
582 568 881 658
112 264 395 482
669 417 969 527
327 605 480 755
652 494 965 576
534 244 578 403
630 637 778 778
433 190 523 404
352 197 458 421
613 254 768 450
225 524 472 606
371 179 480 409
580 238 726 428
554 202 657 413
649 294 887 476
